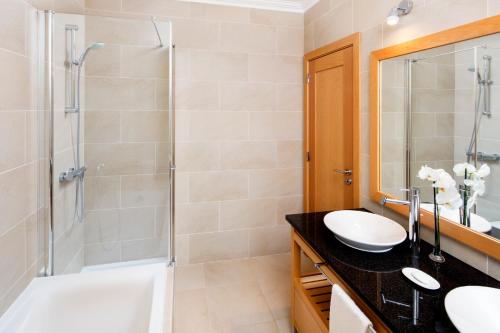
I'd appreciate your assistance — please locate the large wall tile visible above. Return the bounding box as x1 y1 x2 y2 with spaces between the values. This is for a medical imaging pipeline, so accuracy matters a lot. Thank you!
249 168 302 198
0 222 26 297
190 3 250 23
249 225 290 256
85 143 156 176
171 18 220 49
0 164 35 236
175 80 219 111
84 44 121 77
313 1 353 49
221 199 277 230
121 46 169 78
85 176 121 210
122 0 191 18
189 230 249 263
250 9 303 27
0 112 26 172
220 22 276 53
121 111 168 142
84 111 121 143
175 202 219 235
221 82 275 111
119 207 155 240
221 141 276 170
189 112 249 141
190 50 248 82
84 209 120 243
121 174 169 207
249 112 302 140
0 50 32 110
277 27 304 56
189 171 248 202
176 142 221 172
276 141 303 167
85 77 156 110
276 84 302 111
121 237 168 261
85 0 121 11
0 0 27 55
84 241 121 265
86 15 169 46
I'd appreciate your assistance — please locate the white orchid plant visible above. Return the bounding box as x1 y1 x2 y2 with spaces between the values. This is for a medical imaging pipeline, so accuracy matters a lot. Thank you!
417 166 462 210
453 163 490 226
417 165 460 262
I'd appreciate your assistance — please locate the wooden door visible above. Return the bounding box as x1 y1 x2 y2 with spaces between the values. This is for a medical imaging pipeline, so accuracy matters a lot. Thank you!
305 36 359 212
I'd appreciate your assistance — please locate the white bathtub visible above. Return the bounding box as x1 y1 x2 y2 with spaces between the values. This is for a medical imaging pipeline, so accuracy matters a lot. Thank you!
0 264 171 333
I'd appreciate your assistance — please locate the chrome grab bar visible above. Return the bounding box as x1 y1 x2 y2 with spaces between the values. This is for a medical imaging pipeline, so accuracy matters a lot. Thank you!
314 262 335 285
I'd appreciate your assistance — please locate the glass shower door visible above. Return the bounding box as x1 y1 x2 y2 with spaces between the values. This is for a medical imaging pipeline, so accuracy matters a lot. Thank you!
41 11 174 275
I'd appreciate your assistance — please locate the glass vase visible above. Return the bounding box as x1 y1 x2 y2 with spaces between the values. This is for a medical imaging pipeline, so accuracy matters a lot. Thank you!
459 184 471 228
429 187 445 263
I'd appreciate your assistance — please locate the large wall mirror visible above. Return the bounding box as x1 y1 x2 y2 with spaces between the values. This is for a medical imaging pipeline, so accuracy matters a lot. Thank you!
371 16 500 259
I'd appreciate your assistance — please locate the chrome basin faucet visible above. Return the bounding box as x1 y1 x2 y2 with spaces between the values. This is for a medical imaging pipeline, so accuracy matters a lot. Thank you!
382 187 421 255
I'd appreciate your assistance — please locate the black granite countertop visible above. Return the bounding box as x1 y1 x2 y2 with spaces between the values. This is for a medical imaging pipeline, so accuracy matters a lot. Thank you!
286 209 500 333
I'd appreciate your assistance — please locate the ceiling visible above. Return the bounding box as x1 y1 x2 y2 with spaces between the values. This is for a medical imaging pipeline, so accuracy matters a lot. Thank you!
179 0 319 13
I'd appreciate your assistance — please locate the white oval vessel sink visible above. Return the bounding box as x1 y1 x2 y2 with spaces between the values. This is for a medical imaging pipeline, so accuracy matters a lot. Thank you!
323 210 407 253
421 203 492 233
445 286 500 333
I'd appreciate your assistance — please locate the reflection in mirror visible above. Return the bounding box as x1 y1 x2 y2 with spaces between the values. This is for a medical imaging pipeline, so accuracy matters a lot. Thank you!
380 33 500 241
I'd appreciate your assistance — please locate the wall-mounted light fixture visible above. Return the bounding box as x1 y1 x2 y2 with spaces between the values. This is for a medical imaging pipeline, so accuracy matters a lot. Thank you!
386 0 413 26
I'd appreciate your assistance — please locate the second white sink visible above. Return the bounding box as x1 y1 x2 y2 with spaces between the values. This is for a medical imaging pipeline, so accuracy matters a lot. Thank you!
421 203 492 233
445 286 500 333
324 210 407 253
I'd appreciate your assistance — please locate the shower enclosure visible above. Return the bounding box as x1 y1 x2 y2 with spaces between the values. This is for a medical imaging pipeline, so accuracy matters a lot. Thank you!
38 11 175 276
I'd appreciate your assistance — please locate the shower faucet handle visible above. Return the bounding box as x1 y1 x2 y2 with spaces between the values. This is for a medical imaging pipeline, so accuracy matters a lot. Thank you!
59 166 87 183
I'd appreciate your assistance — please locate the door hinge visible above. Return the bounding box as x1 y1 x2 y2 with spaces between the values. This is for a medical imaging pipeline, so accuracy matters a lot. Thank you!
306 73 311 84
306 151 311 162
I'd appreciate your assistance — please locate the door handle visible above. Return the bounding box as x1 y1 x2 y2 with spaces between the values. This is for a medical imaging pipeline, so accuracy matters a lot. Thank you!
334 169 352 175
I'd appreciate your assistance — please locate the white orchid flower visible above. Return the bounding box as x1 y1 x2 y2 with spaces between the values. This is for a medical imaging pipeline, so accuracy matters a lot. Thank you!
475 164 490 178
418 165 444 182
464 178 485 196
467 191 478 211
433 171 456 190
436 187 462 210
453 163 476 177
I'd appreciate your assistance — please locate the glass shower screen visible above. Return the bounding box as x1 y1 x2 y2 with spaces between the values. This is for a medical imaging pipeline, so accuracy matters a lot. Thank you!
39 11 174 275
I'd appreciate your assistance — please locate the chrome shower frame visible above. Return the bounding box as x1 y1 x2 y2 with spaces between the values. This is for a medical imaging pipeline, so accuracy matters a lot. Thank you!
40 11 176 275
43 10 55 277
167 23 176 267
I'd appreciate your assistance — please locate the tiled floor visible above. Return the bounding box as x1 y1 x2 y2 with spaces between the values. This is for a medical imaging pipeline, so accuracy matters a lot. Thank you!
173 254 293 333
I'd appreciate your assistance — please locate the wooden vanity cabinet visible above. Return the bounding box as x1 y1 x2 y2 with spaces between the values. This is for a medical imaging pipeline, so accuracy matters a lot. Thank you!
291 229 392 333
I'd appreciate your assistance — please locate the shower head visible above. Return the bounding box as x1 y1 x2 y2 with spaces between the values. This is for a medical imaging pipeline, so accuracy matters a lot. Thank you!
77 42 105 65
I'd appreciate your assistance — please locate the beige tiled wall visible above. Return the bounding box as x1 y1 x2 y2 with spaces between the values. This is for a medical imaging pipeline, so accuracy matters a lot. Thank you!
169 5 304 265
305 0 500 280
0 0 40 314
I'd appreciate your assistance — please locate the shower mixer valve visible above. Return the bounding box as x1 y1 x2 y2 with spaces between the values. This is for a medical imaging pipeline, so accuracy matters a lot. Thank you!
59 166 86 183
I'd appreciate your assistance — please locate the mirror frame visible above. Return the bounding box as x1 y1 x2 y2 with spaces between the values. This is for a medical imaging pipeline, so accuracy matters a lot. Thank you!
370 15 500 260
